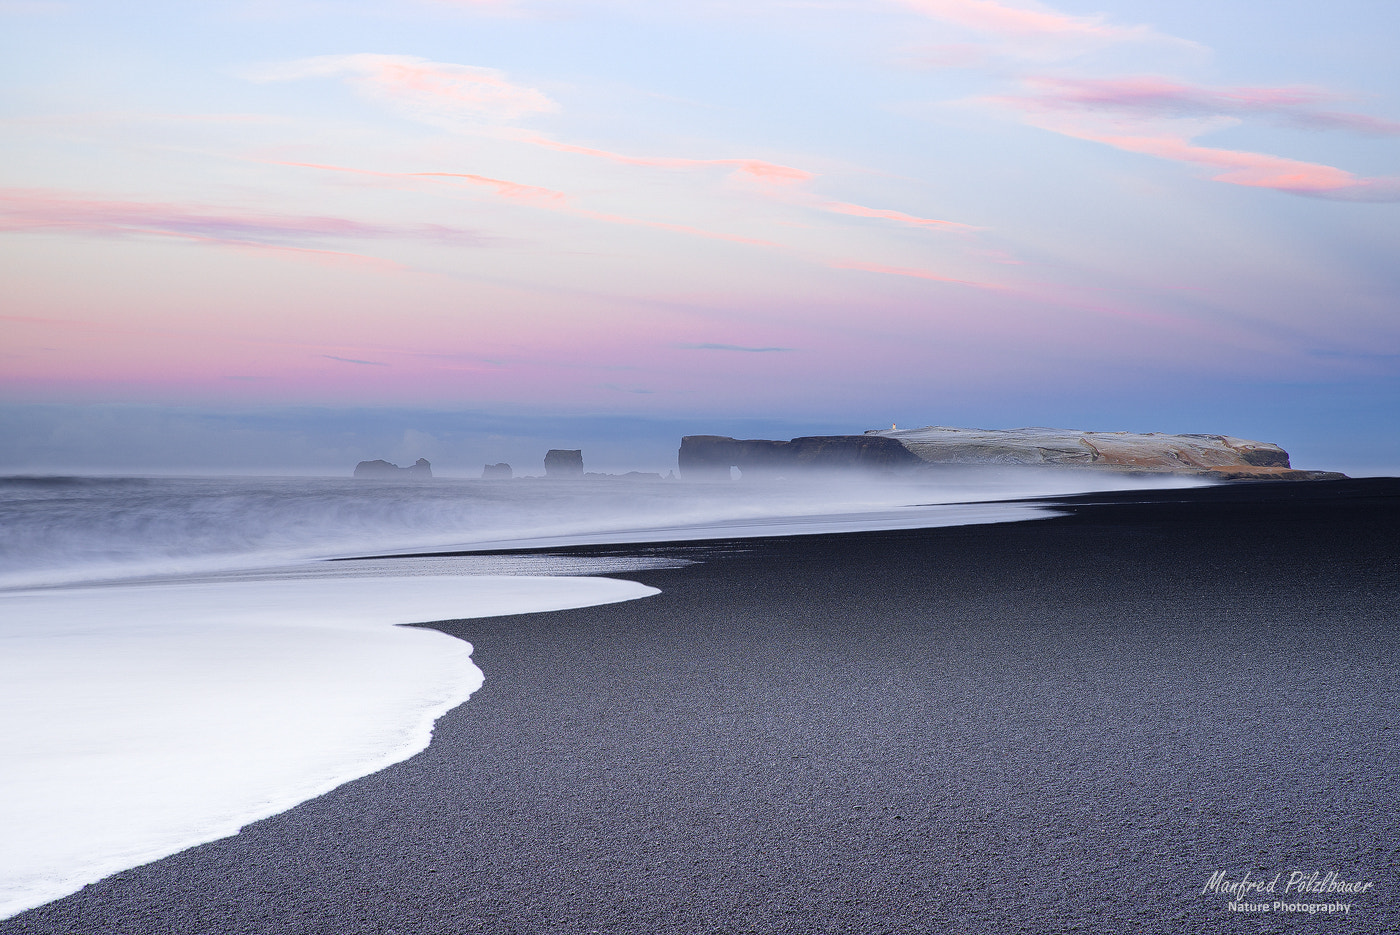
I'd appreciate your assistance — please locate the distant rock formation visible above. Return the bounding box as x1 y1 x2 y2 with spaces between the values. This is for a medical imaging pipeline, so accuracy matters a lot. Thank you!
353 458 432 479
482 463 513 479
865 426 1344 480
677 427 1344 480
678 435 920 480
545 449 584 478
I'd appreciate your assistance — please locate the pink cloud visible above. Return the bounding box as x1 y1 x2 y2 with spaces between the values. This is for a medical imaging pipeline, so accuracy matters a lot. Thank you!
0 189 483 244
817 200 978 231
507 132 978 230
507 131 814 184
991 77 1400 200
275 160 570 208
1075 131 1358 191
251 54 557 123
1046 122 1398 200
274 156 977 250
273 160 781 246
1016 75 1400 135
258 54 976 233
893 0 1170 47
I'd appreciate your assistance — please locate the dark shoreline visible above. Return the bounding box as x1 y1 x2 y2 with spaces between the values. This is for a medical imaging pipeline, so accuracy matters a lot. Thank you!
6 479 1399 934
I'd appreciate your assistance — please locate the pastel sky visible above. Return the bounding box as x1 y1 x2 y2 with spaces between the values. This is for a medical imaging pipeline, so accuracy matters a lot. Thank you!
2 0 1397 472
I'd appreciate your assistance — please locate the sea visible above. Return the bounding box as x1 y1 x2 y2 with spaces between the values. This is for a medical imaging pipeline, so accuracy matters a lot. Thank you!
0 469 1203 919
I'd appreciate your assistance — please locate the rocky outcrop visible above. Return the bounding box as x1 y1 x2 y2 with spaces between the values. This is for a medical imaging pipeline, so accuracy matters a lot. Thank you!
676 427 1343 481
482 463 512 479
865 426 1344 480
544 449 584 478
678 435 920 480
353 458 432 479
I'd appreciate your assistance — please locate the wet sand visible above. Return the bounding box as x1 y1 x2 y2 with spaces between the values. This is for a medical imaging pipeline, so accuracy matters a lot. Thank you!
5 478 1399 934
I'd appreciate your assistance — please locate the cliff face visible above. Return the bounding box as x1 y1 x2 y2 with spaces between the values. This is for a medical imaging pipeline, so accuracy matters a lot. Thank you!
544 449 585 478
678 435 919 479
867 426 1341 480
678 427 1344 480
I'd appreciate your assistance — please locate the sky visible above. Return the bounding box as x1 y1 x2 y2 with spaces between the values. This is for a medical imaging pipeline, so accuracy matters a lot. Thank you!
1 0 1397 474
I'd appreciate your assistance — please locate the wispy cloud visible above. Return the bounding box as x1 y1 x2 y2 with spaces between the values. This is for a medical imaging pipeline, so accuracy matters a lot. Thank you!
678 342 793 352
814 199 979 231
261 55 813 188
322 355 389 366
1013 75 1400 136
1050 127 1396 198
892 0 1197 61
272 160 781 246
506 131 814 185
990 76 1400 200
249 54 558 124
276 156 992 290
276 160 568 208
0 188 485 244
896 0 1154 42
255 54 973 233
508 131 977 230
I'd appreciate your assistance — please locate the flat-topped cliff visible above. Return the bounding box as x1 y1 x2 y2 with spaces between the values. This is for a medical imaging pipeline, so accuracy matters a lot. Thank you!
868 426 1340 478
679 435 919 480
872 426 1346 479
680 427 1344 480
353 458 432 479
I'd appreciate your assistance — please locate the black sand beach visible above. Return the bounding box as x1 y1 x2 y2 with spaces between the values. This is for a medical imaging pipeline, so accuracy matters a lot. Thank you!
6 479 1399 934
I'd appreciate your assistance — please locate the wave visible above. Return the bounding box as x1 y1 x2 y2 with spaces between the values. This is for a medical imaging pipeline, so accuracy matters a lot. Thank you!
0 471 1205 589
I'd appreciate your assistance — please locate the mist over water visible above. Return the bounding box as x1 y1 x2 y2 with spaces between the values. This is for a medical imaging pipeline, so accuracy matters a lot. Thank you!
0 470 1205 589
0 467 1207 920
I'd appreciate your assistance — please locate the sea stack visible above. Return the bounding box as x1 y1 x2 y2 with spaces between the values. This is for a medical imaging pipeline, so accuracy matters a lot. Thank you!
353 458 433 479
544 449 584 478
482 463 513 479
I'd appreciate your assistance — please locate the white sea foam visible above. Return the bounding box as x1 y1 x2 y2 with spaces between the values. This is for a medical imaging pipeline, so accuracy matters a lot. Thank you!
0 469 1205 920
0 575 658 920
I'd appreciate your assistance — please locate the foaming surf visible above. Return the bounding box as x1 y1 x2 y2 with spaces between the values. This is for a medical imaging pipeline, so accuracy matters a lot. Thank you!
0 470 1204 589
0 468 1205 919
0 575 659 919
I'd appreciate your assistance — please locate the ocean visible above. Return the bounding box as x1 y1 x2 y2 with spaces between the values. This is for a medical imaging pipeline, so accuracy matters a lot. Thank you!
0 469 1204 919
